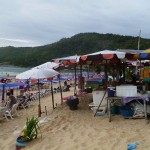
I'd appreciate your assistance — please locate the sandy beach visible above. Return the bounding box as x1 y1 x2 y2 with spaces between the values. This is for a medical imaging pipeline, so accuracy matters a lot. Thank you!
0 86 150 150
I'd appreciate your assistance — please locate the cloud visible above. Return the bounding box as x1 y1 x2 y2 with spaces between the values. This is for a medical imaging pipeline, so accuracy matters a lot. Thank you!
0 0 150 47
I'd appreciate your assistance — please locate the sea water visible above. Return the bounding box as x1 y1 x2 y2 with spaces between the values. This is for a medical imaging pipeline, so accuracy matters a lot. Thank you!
0 66 29 77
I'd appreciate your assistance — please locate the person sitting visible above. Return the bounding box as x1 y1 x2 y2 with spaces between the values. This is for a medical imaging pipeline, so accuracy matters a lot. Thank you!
64 81 67 87
6 92 17 110
17 90 26 106
63 85 71 92
25 89 31 100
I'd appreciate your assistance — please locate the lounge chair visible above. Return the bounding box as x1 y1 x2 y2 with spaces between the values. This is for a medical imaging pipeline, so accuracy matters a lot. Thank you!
18 99 31 109
5 103 19 119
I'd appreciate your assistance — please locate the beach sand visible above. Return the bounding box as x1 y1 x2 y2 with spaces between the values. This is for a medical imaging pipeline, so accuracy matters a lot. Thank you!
0 86 150 150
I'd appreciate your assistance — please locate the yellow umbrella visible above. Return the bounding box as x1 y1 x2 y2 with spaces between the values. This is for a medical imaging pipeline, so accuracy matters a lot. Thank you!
142 48 150 53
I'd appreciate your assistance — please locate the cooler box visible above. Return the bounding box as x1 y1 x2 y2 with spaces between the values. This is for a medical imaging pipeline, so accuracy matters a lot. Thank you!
120 106 134 117
92 90 107 106
116 85 137 97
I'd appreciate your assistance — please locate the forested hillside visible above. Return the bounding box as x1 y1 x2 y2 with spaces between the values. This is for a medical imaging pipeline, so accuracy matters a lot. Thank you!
0 33 150 67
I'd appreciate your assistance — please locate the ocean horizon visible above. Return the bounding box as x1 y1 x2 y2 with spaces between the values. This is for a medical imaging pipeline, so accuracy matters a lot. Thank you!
0 66 29 77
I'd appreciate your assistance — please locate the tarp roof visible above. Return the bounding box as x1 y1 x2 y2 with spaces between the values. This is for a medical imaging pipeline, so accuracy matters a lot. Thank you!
116 49 143 54
0 82 25 89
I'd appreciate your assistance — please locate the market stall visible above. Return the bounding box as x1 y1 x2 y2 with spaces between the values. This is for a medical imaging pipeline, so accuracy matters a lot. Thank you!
79 50 136 111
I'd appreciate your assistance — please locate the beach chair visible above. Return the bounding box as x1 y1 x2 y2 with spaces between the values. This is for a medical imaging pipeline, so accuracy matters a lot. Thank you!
0 107 8 121
18 98 31 109
5 103 19 119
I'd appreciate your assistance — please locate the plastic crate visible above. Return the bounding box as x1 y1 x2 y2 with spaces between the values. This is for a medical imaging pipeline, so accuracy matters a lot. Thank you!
120 106 134 117
107 87 116 97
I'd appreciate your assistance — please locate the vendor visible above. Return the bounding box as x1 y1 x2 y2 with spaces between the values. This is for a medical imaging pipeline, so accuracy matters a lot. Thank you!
119 70 125 84
131 71 140 85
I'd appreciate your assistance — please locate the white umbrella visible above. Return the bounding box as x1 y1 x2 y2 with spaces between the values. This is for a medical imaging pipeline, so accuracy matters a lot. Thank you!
16 68 59 117
32 62 59 70
16 68 59 79
32 62 63 105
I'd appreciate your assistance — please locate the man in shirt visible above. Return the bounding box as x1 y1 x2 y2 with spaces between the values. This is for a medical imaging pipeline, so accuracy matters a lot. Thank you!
6 92 17 109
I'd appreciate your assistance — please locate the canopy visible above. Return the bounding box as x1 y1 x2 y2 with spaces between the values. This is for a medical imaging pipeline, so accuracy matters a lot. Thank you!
80 50 135 64
53 55 80 64
0 81 24 89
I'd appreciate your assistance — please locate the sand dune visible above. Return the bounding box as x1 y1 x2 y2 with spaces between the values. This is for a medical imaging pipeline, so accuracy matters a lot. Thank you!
0 87 149 149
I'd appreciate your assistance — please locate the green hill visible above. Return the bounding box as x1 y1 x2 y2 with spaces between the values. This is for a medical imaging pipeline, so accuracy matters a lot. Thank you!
0 32 150 67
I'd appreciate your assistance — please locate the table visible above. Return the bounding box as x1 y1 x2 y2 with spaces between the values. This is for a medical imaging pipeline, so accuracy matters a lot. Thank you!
106 96 149 122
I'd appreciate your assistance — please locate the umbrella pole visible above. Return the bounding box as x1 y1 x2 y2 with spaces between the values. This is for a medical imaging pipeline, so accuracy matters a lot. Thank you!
38 79 41 117
58 75 63 105
87 65 90 79
74 64 77 95
105 61 108 89
51 80 55 109
2 84 5 104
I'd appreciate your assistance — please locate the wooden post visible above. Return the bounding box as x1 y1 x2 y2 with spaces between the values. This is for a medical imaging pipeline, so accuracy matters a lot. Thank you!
74 64 77 95
38 79 41 117
51 80 55 109
58 74 63 105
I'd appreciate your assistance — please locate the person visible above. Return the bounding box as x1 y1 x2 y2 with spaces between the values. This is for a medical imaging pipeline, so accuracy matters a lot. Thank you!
131 70 140 85
64 81 68 86
6 92 17 109
25 89 31 100
119 70 125 84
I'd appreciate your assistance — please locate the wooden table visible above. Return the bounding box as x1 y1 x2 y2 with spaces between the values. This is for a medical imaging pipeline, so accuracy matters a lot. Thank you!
106 96 149 122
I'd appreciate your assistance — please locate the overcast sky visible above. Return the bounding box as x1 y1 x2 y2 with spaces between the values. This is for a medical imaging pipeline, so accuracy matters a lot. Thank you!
0 0 150 47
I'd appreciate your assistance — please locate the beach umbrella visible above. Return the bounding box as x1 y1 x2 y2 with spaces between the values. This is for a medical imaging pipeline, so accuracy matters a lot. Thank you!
16 68 59 80
32 62 59 70
53 55 80 95
80 50 135 63
141 49 150 59
16 68 59 117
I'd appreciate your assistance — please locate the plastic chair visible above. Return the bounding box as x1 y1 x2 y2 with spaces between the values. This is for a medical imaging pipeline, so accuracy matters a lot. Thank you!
5 103 19 119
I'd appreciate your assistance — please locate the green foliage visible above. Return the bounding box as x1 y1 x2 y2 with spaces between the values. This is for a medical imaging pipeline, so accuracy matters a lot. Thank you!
0 33 150 67
21 116 40 142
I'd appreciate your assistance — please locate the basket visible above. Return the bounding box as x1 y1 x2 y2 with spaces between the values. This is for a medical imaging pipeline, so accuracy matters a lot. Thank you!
120 106 134 117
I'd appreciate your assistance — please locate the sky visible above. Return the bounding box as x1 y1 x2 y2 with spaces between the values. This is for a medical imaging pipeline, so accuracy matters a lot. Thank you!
0 0 150 47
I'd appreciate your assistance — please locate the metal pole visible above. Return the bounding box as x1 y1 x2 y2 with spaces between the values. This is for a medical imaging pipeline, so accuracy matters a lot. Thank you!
138 30 141 50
